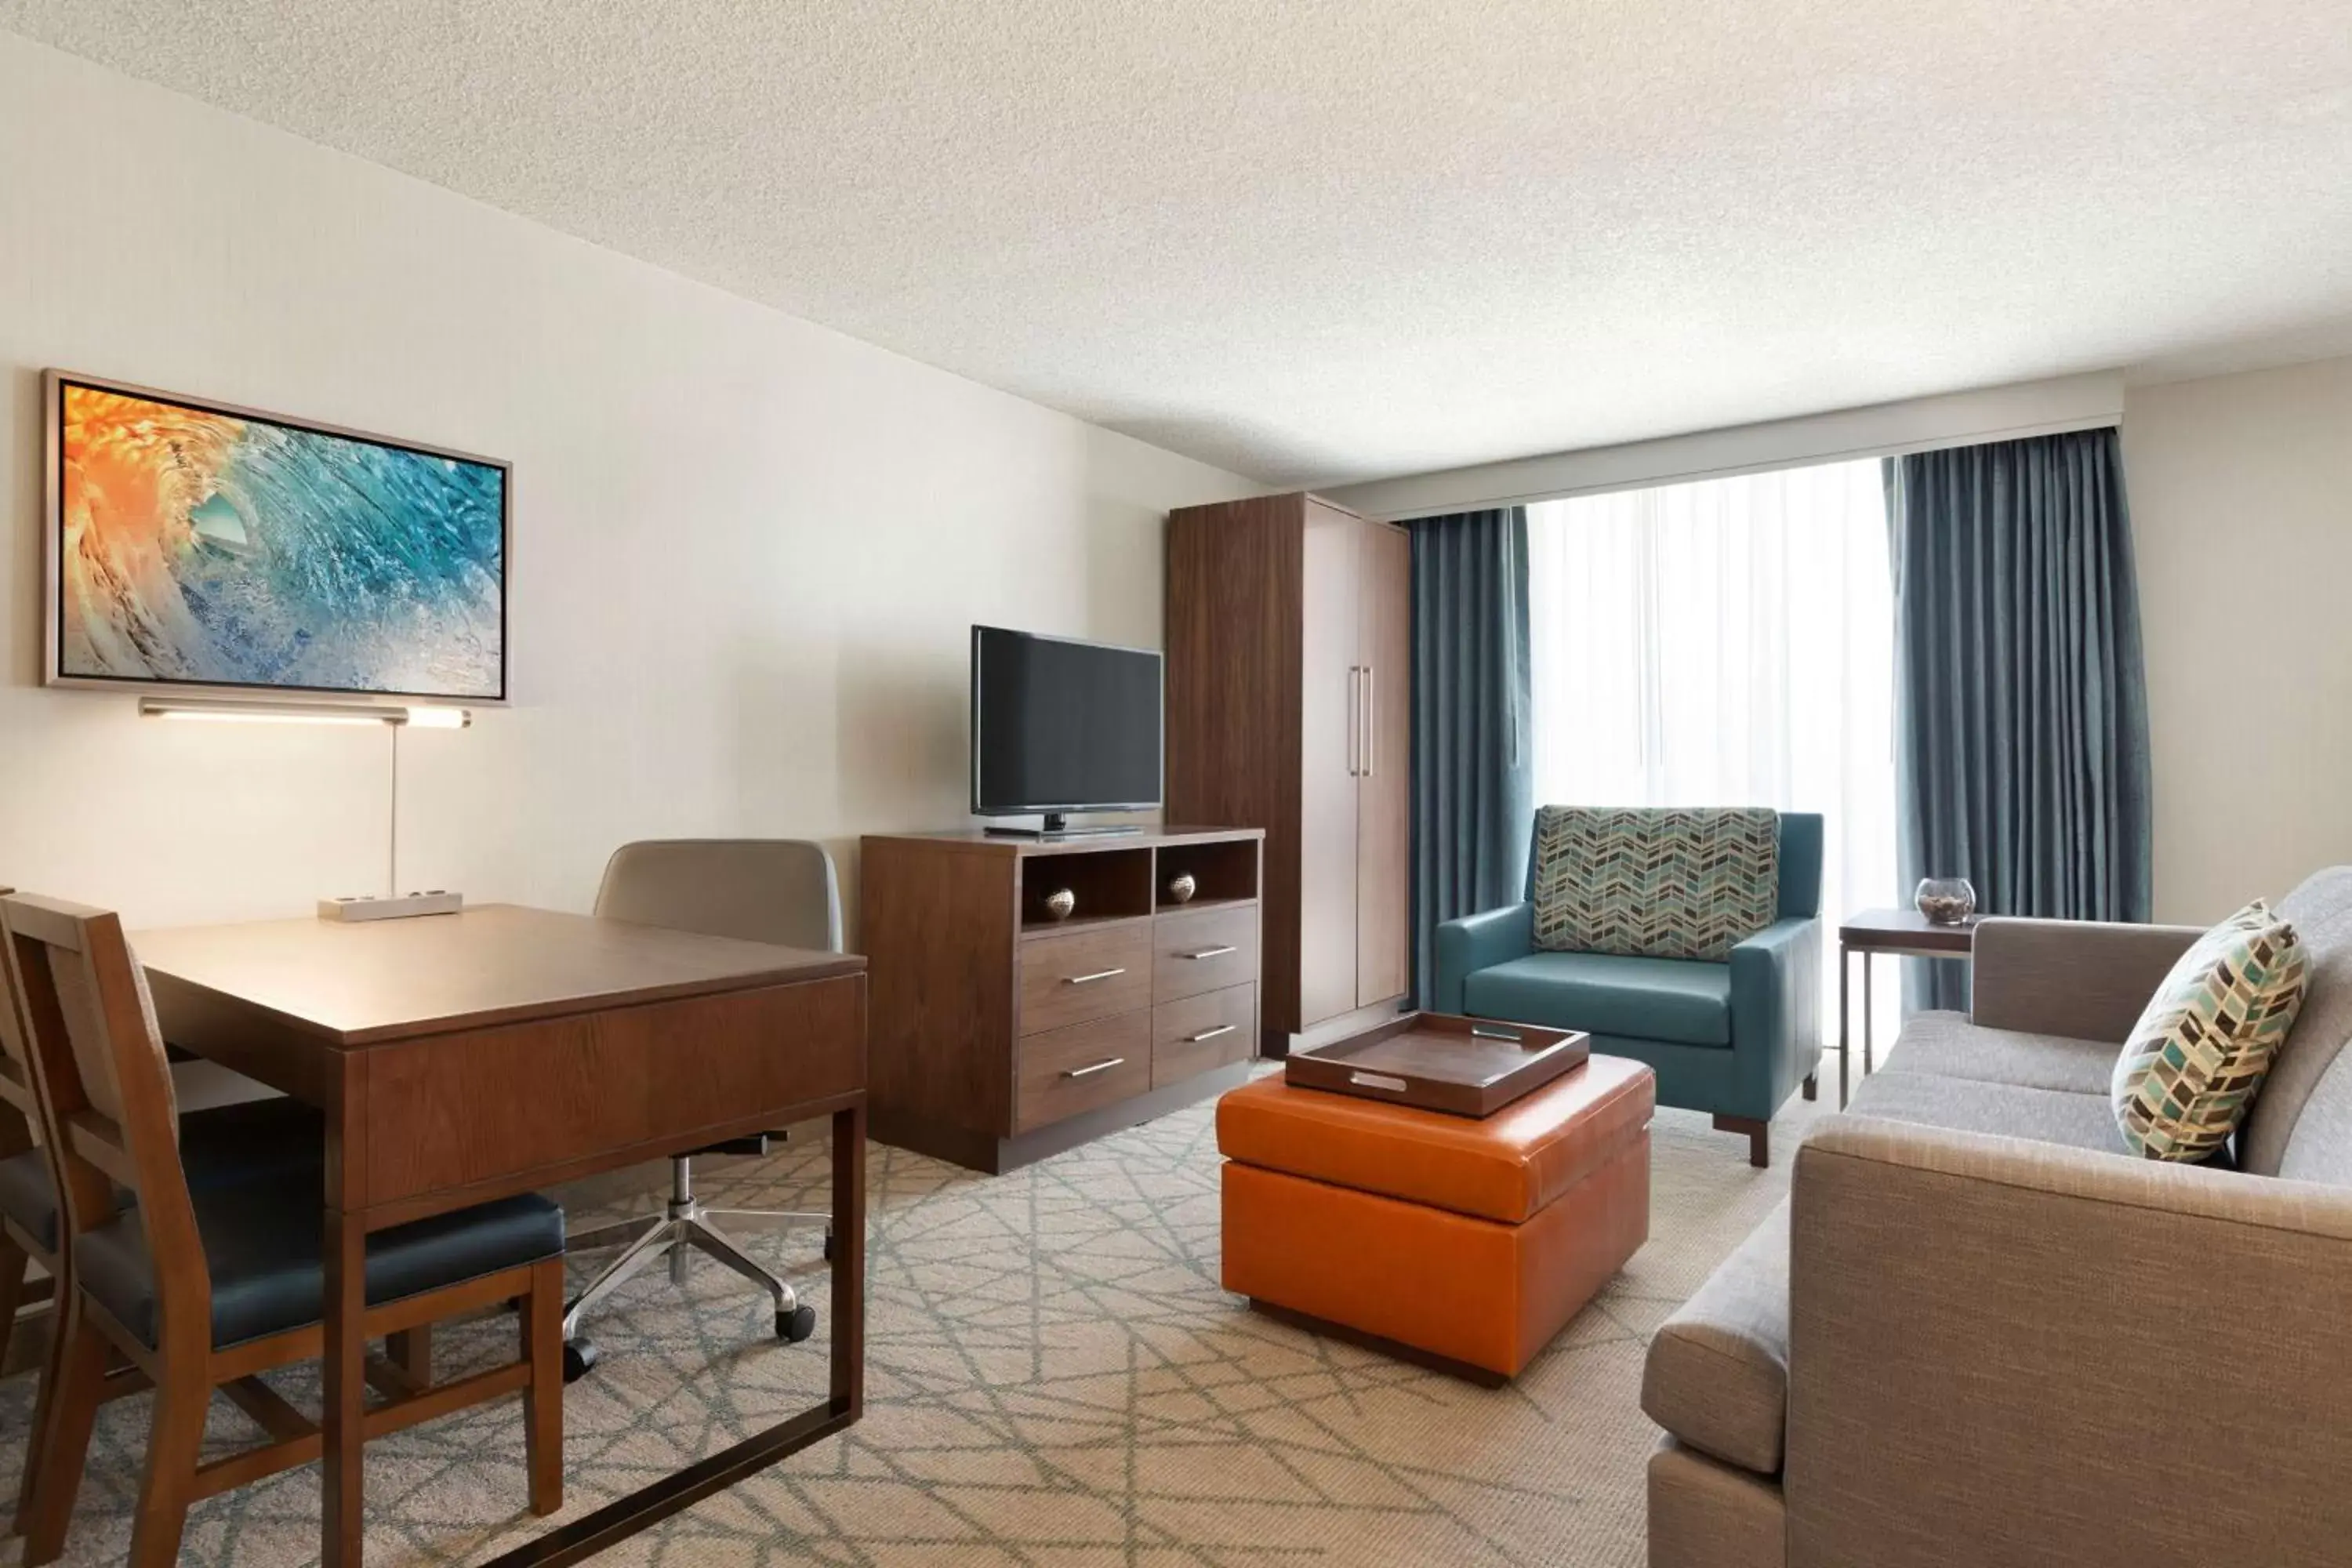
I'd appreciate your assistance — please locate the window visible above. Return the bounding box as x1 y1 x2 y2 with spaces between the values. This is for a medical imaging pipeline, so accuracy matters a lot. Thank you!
1527 459 1895 1025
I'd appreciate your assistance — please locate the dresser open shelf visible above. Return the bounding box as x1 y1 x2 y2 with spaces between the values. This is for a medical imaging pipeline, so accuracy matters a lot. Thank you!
861 826 1265 1174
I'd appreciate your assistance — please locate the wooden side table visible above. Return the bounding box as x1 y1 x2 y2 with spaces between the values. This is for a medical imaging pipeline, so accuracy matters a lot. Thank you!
1835 909 1976 1106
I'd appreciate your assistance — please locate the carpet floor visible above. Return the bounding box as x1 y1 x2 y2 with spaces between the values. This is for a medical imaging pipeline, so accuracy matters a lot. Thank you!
0 1076 1826 1566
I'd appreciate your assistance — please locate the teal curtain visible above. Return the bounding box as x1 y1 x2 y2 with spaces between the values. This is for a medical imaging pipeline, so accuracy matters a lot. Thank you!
1409 508 1534 1006
1886 427 2154 1010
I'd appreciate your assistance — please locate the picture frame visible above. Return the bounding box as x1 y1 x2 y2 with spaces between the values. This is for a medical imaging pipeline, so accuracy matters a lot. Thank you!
43 369 512 705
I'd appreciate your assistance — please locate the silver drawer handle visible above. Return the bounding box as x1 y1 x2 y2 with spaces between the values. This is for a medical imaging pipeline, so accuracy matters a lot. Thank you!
1349 1070 1408 1091
1063 1057 1126 1080
1180 945 1237 960
1470 1025 1524 1042
1063 967 1127 985
1185 1024 1236 1044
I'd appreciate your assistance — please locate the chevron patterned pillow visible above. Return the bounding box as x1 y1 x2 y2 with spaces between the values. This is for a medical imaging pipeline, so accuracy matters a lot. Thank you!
1530 806 1780 962
2112 901 2307 1162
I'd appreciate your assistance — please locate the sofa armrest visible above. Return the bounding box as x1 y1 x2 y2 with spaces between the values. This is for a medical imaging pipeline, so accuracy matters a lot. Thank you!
1786 1116 2352 1568
1969 916 2201 1042
1432 902 1534 1014
1730 916 1822 1111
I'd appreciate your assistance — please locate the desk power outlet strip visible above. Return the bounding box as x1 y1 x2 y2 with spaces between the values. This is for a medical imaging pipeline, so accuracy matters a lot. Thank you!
317 891 464 922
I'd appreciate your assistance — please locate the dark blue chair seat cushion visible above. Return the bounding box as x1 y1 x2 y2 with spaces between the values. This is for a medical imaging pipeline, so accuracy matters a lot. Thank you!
0 1095 324 1255
1461 950 1733 1047
78 1171 564 1351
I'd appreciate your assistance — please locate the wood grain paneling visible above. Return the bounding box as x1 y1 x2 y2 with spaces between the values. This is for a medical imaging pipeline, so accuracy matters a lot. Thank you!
1015 1010 1151 1132
132 904 859 1047
1355 518 1413 1008
1165 497 1305 1035
860 835 1016 1137
361 977 866 1205
1151 904 1258 1004
1151 983 1256 1087
1017 923 1153 1035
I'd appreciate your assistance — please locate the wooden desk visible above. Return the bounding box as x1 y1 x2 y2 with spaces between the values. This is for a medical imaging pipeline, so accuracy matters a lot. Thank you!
133 904 869 1568
1835 908 1976 1107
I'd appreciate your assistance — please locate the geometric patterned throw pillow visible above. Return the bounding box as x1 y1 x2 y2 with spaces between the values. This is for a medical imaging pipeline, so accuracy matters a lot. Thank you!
1530 805 1780 962
2111 900 2307 1162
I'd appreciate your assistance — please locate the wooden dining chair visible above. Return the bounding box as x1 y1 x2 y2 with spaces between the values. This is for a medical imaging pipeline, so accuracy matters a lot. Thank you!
2 892 568 1566
0 881 74 1530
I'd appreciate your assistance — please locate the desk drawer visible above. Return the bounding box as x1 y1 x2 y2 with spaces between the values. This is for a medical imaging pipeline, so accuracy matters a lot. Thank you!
1153 905 1258 1004
1020 924 1153 1036
1152 982 1255 1088
1018 1010 1150 1131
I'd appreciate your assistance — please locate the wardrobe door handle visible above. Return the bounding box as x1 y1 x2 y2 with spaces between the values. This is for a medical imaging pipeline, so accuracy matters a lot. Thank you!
1363 665 1375 778
1185 1024 1236 1044
1063 967 1127 985
1179 945 1236 960
1345 666 1361 776
1063 1057 1126 1080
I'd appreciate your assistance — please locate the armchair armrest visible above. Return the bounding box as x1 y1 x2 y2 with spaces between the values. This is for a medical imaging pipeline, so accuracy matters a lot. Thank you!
1432 902 1534 1014
1730 916 1821 1110
1970 916 2201 1042
1786 1116 2352 1567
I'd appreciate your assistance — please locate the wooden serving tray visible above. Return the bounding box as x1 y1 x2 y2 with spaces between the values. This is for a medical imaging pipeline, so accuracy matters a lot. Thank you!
1285 1012 1590 1117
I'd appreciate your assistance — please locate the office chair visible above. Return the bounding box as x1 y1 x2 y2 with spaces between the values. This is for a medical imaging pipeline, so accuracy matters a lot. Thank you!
561 839 840 1381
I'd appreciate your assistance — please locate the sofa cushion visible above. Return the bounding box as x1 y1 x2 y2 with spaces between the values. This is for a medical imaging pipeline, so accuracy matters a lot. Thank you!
2112 901 2306 1162
1643 1199 1790 1474
1884 1010 2125 1096
1849 1070 2129 1156
1531 806 1779 961
2243 867 2352 1177
1464 951 1732 1047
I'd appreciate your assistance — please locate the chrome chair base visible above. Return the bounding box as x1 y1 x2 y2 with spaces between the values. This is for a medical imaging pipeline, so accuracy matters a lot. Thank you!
561 1156 831 1380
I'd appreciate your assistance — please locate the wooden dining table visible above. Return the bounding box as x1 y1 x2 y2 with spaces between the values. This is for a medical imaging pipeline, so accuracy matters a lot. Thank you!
132 903 869 1567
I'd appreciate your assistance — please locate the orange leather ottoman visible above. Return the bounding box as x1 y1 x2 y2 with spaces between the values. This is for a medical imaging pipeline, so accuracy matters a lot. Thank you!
1217 1055 1654 1384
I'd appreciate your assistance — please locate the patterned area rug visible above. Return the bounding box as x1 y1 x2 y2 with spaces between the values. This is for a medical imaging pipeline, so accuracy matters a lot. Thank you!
0 1076 1824 1566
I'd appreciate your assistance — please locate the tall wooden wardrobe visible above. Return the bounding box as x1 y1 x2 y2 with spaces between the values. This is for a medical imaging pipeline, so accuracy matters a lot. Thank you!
1164 492 1410 1054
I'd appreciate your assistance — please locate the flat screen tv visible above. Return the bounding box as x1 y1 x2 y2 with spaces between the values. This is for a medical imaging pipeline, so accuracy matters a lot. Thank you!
971 626 1162 834
44 371 510 702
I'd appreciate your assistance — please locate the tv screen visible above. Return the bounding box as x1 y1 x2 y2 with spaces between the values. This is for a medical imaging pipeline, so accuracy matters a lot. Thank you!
45 372 509 702
971 626 1162 816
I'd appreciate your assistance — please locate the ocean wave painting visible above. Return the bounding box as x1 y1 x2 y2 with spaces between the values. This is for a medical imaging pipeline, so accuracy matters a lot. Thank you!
53 379 506 699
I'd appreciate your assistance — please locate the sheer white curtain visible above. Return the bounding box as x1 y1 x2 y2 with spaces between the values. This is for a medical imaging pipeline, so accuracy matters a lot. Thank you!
1527 459 1896 1028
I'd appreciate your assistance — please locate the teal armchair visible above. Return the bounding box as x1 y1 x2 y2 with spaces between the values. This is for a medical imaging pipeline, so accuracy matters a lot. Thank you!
1434 813 1823 1165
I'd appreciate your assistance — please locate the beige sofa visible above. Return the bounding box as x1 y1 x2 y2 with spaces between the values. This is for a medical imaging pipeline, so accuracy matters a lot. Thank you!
1642 868 2352 1568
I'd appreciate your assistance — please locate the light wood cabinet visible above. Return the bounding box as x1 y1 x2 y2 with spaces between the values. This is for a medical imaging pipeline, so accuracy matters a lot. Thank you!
1165 492 1412 1052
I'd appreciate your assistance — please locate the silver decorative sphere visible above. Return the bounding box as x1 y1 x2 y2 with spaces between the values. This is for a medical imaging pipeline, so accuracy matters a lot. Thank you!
1043 887 1077 921
1166 873 1197 906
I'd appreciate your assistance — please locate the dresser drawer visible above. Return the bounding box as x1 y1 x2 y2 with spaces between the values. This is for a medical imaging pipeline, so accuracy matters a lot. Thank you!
1152 983 1255 1088
1152 905 1258 1004
1018 1010 1151 1131
1020 923 1154 1036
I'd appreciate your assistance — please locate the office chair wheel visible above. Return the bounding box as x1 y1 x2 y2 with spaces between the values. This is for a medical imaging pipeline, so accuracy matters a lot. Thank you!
777 1304 817 1343
562 1338 601 1383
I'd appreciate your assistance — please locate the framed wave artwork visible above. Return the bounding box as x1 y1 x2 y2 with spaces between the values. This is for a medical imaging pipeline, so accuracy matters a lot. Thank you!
44 371 510 703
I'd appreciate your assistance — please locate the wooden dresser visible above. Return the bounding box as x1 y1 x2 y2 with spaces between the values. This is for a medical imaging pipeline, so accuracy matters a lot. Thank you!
861 827 1263 1174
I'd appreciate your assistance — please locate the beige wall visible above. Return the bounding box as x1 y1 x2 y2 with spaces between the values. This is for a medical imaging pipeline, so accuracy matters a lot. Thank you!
0 35 1250 935
2124 355 2352 923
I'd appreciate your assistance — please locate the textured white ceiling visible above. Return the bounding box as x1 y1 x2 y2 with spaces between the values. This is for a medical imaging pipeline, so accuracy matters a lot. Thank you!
5 2 2349 485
